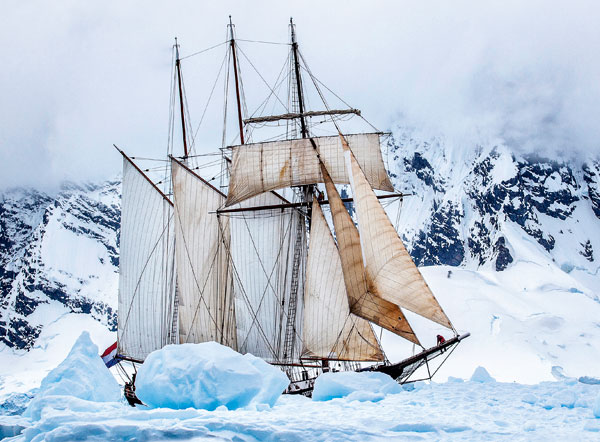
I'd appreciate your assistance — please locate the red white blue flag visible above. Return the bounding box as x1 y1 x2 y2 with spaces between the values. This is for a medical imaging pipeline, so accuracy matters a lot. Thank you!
101 341 118 368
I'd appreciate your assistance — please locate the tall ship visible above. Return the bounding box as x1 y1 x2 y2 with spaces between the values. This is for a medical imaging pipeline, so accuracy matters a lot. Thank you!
112 18 469 397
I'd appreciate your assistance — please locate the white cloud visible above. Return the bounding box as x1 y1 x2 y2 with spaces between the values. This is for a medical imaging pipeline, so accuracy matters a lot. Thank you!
1 0 599 189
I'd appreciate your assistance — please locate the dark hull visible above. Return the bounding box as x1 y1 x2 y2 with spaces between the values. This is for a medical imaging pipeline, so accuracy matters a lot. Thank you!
287 332 471 397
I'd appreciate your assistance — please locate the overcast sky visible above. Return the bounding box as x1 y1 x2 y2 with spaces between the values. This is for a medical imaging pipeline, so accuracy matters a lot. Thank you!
1 0 599 190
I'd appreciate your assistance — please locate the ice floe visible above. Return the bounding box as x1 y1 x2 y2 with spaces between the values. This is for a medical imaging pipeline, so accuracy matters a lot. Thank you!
135 341 289 410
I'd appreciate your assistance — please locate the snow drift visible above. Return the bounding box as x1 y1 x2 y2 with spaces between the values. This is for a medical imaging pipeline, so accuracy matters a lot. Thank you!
135 341 289 410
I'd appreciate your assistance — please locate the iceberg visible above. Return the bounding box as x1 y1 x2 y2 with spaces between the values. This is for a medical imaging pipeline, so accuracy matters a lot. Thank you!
470 366 496 383
593 395 600 418
312 371 401 402
23 331 121 419
135 342 289 410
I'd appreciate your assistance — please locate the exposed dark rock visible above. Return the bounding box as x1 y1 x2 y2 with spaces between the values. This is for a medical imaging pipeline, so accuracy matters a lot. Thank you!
580 240 594 262
411 202 464 267
494 237 514 271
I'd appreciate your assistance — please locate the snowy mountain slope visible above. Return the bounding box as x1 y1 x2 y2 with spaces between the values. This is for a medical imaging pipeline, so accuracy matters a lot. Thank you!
0 181 120 351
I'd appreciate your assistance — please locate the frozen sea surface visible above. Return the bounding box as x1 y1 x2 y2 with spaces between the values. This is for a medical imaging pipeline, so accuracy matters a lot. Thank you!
3 378 600 441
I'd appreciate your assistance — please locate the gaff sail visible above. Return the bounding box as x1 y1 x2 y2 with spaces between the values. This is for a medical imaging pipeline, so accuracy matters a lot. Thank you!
118 156 177 361
171 158 237 349
228 192 304 362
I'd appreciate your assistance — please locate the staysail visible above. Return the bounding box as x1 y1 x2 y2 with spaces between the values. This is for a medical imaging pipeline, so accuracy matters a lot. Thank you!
118 155 177 361
320 164 420 345
343 137 453 329
228 192 304 362
171 158 237 348
226 133 393 206
302 197 383 361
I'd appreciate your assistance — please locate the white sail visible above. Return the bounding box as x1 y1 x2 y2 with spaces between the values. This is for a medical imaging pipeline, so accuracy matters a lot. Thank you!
226 133 393 206
118 156 177 361
302 197 383 361
171 159 237 348
344 139 453 329
228 192 304 362
320 164 420 345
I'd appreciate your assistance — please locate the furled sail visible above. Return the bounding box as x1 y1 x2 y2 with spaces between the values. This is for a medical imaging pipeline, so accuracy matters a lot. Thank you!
302 197 384 361
320 164 420 345
228 192 304 362
343 138 453 329
118 156 177 361
171 158 237 348
226 133 393 206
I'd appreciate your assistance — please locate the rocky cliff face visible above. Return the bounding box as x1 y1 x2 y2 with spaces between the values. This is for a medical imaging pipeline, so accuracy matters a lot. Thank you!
389 128 600 278
0 181 120 350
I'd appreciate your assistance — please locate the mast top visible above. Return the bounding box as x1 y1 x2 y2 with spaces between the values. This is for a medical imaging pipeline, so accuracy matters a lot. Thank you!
228 15 235 40
290 17 297 44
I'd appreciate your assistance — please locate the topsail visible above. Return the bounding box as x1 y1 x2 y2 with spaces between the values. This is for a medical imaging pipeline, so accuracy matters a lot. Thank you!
226 133 393 206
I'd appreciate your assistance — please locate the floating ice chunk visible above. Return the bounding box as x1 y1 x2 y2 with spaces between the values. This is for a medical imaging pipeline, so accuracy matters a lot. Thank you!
135 342 289 410
470 366 496 383
447 376 464 383
521 393 538 404
551 366 577 384
551 389 576 408
23 332 121 420
593 395 600 418
579 376 600 385
312 371 401 402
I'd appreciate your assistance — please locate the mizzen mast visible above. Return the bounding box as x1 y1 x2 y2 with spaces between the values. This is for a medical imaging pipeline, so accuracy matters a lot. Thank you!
174 38 189 159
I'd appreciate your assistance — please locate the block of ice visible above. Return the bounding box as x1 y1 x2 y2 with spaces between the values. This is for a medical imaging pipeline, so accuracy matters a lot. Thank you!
312 371 401 402
593 395 600 418
135 342 289 410
470 366 496 383
23 331 121 419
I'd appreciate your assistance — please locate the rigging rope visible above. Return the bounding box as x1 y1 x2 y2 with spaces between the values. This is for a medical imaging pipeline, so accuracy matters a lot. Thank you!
179 41 228 60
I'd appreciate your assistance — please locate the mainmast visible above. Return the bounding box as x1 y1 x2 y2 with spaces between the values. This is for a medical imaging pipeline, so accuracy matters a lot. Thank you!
175 38 189 159
228 16 245 145
281 18 311 366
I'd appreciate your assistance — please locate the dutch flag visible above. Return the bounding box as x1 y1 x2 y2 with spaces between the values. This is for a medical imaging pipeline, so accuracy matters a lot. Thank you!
101 341 118 368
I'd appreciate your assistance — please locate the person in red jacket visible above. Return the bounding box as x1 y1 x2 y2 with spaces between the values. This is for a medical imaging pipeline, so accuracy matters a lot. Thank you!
436 334 446 346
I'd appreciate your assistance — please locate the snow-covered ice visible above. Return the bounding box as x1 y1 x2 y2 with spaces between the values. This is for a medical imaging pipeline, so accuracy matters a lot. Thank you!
4 370 600 441
2 334 600 440
312 371 401 402
136 341 289 410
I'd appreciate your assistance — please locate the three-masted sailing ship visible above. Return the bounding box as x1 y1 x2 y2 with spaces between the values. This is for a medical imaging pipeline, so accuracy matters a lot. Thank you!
113 18 469 396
